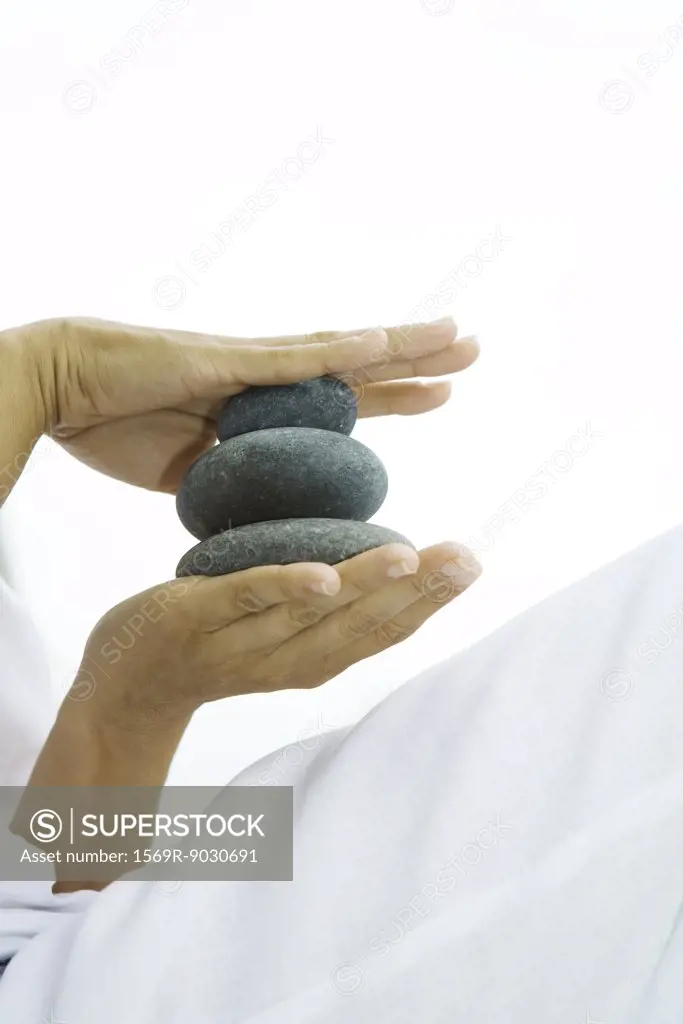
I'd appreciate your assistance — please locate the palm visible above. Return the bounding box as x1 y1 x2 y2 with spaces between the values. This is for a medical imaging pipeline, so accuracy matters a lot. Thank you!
57 403 231 492
47 316 478 492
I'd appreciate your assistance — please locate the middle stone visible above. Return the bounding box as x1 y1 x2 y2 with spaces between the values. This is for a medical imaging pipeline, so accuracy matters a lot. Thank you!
176 427 389 541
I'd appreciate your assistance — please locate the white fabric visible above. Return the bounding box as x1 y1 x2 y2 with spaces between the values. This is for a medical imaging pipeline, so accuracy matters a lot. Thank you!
2 527 683 1021
0 577 58 786
0 579 95 967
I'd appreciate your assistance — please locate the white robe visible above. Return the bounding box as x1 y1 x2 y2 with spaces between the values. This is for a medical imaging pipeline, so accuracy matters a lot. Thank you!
2 526 683 1022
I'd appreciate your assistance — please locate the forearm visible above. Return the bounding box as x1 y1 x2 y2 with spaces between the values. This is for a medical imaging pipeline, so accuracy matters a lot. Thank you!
2 322 193 887
30 698 192 787
0 322 51 507
12 699 193 892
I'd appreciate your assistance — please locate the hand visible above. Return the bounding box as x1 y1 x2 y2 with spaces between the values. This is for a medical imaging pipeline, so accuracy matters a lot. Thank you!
25 315 478 491
18 539 480 892
77 541 482 727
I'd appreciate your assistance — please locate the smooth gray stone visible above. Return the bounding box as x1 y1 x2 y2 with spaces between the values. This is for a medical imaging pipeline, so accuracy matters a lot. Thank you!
176 428 388 540
176 518 414 577
217 376 357 442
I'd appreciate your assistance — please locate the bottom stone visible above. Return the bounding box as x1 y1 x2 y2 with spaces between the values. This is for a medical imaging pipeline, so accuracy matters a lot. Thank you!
176 518 414 577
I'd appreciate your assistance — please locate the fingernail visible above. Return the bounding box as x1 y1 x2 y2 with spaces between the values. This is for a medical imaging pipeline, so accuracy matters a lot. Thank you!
308 579 338 595
387 560 418 579
444 553 483 584
364 327 388 347
455 335 480 357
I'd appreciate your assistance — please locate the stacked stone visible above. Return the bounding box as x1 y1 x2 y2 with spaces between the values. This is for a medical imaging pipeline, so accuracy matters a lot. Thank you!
175 375 413 578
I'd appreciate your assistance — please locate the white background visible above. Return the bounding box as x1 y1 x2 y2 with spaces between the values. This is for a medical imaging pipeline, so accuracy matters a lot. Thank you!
1 0 682 783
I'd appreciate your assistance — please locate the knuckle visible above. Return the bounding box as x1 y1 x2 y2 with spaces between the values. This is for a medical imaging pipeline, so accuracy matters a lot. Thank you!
410 572 430 598
418 568 468 603
269 346 296 372
308 330 338 345
52 315 77 346
374 621 416 647
346 572 377 598
287 602 325 628
339 609 382 642
233 584 267 614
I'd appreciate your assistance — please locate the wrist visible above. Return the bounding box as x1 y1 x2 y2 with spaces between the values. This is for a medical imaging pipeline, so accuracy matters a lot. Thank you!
63 695 194 787
18 318 65 433
20 693 193 796
0 319 57 432
0 321 54 505
85 670 199 742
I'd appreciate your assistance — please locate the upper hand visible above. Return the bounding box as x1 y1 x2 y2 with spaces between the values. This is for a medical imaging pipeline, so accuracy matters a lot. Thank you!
27 315 478 491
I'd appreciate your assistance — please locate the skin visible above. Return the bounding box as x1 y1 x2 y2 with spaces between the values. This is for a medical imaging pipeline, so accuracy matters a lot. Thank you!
0 315 482 890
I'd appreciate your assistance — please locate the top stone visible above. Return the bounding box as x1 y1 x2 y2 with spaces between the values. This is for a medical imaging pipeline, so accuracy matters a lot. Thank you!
217 375 358 442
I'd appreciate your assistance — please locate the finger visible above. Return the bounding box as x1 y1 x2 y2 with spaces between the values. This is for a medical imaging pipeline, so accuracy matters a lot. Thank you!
181 340 471 423
179 333 475 419
351 336 480 387
247 570 468 693
315 565 478 683
214 543 420 654
356 380 452 418
181 373 457 425
198 328 391 392
251 317 458 361
176 369 458 427
264 543 481 671
177 562 343 632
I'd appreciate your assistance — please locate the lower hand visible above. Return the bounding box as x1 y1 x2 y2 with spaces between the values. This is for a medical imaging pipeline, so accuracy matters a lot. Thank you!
21 540 480 890
78 541 482 728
